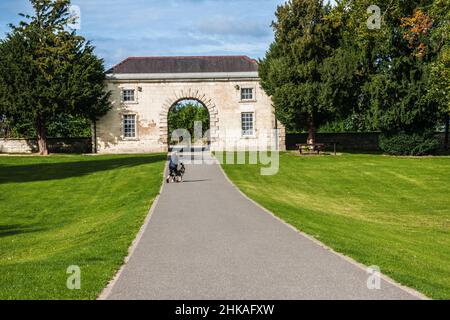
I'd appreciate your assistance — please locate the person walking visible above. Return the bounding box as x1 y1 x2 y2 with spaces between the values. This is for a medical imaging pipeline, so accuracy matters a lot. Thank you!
166 151 179 183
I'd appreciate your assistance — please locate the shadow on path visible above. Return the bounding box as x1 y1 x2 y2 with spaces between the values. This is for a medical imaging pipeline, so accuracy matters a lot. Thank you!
182 179 211 183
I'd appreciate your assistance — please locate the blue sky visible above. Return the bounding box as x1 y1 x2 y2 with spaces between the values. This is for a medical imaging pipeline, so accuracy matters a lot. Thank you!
0 0 334 68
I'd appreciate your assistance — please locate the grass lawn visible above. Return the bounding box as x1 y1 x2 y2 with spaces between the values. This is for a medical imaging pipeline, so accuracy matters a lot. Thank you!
221 152 450 300
0 154 166 300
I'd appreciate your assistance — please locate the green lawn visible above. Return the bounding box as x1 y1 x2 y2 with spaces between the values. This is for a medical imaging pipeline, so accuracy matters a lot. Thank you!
222 152 450 300
0 154 166 300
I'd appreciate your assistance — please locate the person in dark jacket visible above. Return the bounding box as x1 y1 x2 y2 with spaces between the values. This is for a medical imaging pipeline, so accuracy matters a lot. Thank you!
166 151 179 183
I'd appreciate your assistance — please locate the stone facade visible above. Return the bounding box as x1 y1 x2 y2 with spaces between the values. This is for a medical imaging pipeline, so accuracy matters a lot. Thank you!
0 139 35 153
0 138 91 154
97 74 284 154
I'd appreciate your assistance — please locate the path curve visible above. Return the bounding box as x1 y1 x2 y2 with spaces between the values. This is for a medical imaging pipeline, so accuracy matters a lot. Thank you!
104 152 422 300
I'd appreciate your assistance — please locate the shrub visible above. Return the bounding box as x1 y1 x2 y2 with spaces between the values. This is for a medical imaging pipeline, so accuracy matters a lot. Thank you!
379 132 440 156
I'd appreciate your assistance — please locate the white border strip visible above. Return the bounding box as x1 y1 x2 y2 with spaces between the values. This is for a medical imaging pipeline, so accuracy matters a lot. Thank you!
214 155 429 300
98 161 168 300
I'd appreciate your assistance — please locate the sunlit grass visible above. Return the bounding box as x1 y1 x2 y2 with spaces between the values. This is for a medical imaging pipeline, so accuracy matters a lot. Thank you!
0 154 166 300
222 152 450 300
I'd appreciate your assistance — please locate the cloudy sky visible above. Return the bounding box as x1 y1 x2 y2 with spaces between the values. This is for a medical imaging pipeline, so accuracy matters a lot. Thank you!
0 0 334 68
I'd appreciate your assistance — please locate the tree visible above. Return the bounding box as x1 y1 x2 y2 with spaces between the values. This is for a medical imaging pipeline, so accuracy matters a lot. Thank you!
0 0 110 155
427 0 450 147
260 0 446 151
259 0 350 144
331 0 442 136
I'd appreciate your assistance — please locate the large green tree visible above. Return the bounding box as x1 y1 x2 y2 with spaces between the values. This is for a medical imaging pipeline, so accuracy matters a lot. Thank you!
261 0 447 147
373 1 438 135
334 0 443 136
0 0 110 155
428 0 450 147
259 0 353 144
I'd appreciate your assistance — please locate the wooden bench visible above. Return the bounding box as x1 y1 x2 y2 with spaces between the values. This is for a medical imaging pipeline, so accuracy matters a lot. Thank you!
296 142 339 155
296 143 326 155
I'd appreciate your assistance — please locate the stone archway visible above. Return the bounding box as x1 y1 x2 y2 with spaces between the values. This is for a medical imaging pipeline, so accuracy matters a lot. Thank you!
159 89 219 148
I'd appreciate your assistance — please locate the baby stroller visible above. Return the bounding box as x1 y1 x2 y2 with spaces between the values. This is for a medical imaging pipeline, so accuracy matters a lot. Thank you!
167 163 185 183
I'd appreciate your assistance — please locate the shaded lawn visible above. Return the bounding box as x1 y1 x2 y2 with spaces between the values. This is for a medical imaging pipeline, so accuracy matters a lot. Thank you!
221 153 450 300
0 154 166 300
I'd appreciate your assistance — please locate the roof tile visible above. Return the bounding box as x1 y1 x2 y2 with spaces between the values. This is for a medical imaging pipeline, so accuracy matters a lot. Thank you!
106 56 258 74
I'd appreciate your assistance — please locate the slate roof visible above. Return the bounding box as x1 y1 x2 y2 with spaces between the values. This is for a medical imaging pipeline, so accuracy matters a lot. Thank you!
106 56 258 74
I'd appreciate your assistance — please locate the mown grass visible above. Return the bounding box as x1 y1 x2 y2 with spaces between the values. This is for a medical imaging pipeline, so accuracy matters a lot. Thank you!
0 154 166 300
221 152 450 299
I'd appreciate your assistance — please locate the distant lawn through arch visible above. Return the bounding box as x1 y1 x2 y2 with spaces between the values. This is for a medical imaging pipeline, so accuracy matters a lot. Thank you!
168 99 210 146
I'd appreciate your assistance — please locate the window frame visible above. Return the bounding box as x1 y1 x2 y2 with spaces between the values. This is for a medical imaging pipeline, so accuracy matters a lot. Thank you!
240 88 254 101
122 113 138 140
121 89 137 103
241 112 255 137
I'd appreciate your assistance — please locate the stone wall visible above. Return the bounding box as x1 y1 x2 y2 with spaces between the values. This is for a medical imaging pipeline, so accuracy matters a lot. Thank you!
286 133 381 151
276 121 287 151
435 133 448 148
0 138 92 154
287 132 448 152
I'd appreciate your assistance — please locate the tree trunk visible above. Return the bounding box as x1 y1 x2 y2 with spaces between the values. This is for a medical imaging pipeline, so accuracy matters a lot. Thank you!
307 115 316 145
445 113 449 150
36 116 48 156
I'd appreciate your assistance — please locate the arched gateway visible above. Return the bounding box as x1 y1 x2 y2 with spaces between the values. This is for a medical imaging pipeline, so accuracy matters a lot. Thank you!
96 56 285 153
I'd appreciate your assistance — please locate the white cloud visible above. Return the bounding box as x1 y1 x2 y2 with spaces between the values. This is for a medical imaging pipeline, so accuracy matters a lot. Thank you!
2 0 338 68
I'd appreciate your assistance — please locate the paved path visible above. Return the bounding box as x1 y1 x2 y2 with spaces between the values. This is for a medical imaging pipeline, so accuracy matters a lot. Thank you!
105 152 420 300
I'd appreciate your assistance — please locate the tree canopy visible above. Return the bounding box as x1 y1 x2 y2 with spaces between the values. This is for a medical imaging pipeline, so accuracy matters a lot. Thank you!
259 0 348 143
0 0 110 155
260 0 449 147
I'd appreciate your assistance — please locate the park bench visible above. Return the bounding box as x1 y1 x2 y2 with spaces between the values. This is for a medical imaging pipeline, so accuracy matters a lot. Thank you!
296 143 326 155
296 142 338 155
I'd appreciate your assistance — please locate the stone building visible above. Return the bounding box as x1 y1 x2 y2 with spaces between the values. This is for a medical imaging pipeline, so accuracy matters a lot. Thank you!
96 56 285 153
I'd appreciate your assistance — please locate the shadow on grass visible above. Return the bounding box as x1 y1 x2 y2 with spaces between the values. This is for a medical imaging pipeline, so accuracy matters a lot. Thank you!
285 149 386 156
0 154 167 184
0 224 48 238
